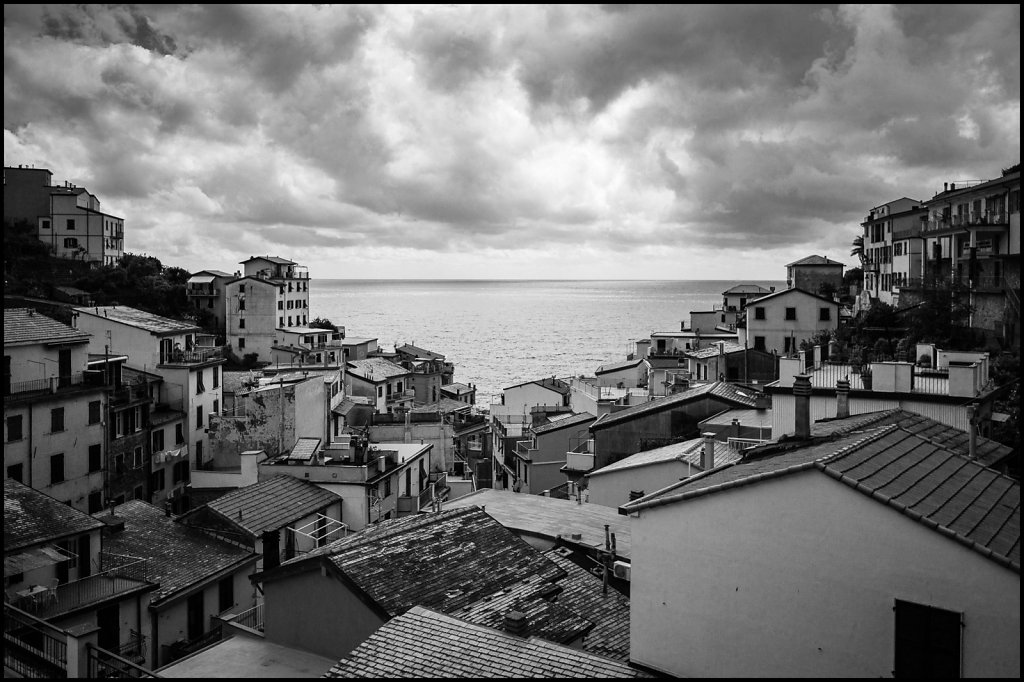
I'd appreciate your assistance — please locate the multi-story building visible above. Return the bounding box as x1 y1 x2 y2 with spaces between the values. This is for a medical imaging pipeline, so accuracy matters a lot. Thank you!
738 287 839 356
4 308 109 514
900 166 1021 344
511 412 595 495
4 165 124 266
722 284 772 312
224 256 311 363
72 306 225 484
785 255 845 297
344 358 414 415
185 269 236 335
859 198 928 306
269 325 346 368
393 344 455 405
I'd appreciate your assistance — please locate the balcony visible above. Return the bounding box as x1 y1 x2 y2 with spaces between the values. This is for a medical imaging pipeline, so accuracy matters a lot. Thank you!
3 372 106 401
223 603 264 634
19 554 152 621
564 439 596 473
385 389 415 404
157 346 225 367
186 286 219 298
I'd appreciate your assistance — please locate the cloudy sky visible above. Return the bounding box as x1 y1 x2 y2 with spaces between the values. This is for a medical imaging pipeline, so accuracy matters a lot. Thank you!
4 4 1020 280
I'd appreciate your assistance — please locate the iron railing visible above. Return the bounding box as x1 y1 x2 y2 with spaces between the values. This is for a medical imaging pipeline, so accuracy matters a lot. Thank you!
86 643 159 678
29 555 150 620
3 603 68 678
5 373 86 397
227 603 264 633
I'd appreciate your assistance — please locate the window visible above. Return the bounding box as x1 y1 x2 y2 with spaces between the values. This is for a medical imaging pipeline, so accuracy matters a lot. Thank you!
88 491 103 514
50 453 65 484
6 415 23 442
239 318 246 329
175 423 185 444
195 440 203 464
277 300 283 310
238 337 246 349
173 460 189 484
132 446 143 469
213 399 219 416
754 307 765 320
51 407 65 432
67 218 76 230
88 400 101 424
196 370 205 394
894 599 961 678
819 307 831 321
785 307 797 321
784 337 793 354
288 316 293 326
212 367 219 388
153 428 165 452
383 477 392 498
63 237 79 248
7 463 24 483
88 444 102 472
218 576 235 614
287 300 293 309
150 468 165 492
41 219 51 229
239 284 246 293
753 336 766 352
238 299 246 311
196 405 204 429
278 317 284 327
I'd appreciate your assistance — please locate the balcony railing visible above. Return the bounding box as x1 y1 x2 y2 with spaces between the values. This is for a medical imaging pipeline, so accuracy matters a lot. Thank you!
86 642 158 678
4 373 89 398
386 389 416 403
26 555 150 621
157 346 225 366
225 603 264 634
3 603 68 678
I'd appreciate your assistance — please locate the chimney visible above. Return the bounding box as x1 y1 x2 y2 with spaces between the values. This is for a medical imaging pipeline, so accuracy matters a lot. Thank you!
944 182 948 192
835 378 850 419
793 374 812 439
967 405 977 459
754 392 771 411
769 286 776 293
504 610 528 636
731 418 741 439
701 432 716 470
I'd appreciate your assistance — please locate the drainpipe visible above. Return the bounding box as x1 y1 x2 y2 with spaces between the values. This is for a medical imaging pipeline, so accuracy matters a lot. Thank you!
967 405 977 460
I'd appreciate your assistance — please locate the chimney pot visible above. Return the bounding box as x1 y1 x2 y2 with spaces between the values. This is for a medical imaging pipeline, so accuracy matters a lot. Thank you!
967 405 977 459
835 378 851 419
793 374 812 439
504 610 528 636
701 432 716 470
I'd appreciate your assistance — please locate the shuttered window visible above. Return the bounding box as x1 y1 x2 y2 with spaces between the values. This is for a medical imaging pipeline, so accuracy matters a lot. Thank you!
894 599 961 678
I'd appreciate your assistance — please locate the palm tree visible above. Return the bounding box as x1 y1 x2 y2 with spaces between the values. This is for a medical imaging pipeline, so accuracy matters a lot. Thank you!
850 234 865 267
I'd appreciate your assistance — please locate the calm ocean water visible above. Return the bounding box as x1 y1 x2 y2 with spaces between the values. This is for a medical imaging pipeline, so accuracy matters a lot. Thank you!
311 280 784 407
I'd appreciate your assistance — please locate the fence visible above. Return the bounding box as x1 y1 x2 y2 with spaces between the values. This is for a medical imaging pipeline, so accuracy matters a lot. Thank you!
86 643 158 678
3 604 68 678
5 373 85 398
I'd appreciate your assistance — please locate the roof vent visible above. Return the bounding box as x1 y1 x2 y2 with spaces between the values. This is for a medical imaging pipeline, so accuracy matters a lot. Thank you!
504 610 528 636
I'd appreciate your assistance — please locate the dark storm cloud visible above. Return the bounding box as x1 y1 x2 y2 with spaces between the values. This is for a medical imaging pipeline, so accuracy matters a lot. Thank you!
3 4 1019 277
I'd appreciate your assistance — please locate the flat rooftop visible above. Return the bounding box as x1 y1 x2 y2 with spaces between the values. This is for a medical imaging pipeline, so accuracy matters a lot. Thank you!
447 489 631 560
157 634 336 678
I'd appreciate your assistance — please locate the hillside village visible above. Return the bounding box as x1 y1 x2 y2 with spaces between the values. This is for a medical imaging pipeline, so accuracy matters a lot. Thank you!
3 162 1020 678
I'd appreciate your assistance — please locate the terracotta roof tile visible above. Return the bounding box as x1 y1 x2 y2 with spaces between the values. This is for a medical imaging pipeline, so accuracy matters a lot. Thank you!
4 479 104 551
3 308 91 346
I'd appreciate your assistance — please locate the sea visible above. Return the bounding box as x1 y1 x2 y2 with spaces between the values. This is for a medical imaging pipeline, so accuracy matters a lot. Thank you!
311 279 785 408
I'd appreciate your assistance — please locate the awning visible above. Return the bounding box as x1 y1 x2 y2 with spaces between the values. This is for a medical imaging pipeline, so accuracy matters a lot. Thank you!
4 545 77 574
188 275 216 284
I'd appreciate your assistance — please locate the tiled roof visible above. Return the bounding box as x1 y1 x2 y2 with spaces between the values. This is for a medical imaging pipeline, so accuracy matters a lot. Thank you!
592 381 760 430
625 421 1021 571
595 358 643 374
544 549 631 661
306 507 566 617
745 287 841 307
101 501 257 604
4 479 104 551
3 308 91 346
409 398 469 414
686 342 747 359
450 572 594 645
73 306 200 335
813 409 1014 468
785 254 844 267
322 606 651 678
395 344 444 360
699 407 773 431
241 255 295 265
589 437 740 478
346 358 410 382
533 412 595 436
506 376 571 395
722 284 771 295
447 490 632 560
197 476 339 538
441 382 473 395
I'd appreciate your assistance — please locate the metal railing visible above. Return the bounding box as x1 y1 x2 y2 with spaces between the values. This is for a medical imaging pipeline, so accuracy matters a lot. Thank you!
30 555 150 620
3 603 68 678
227 603 264 633
114 630 147 664
5 373 86 397
86 643 159 678
158 347 225 366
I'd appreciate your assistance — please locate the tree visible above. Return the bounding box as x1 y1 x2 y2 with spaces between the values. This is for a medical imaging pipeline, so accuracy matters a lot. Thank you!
309 317 339 332
850 234 865 267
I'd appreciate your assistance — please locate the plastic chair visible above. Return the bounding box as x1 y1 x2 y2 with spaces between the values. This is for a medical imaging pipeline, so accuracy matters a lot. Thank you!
42 579 59 608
